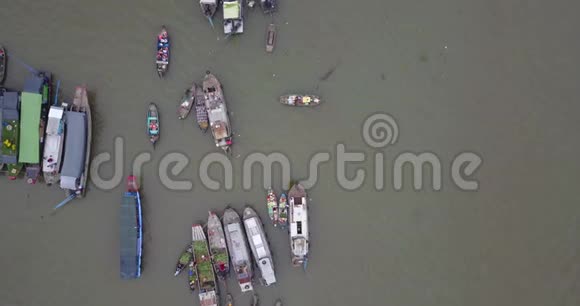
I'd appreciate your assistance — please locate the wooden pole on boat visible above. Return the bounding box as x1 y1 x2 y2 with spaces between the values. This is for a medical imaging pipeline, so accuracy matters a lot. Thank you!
53 193 76 210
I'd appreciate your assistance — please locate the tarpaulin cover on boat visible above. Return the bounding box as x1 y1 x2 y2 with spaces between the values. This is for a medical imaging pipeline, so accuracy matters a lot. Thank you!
223 1 240 19
18 92 42 163
60 111 86 189
1 91 19 164
120 192 143 279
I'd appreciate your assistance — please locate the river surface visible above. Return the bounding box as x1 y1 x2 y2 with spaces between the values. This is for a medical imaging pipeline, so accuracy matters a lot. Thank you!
1 0 580 306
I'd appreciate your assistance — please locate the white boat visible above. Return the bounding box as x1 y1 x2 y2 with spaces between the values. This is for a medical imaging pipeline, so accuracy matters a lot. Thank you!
223 0 243 34
223 208 253 292
243 207 276 286
42 105 65 185
288 183 309 268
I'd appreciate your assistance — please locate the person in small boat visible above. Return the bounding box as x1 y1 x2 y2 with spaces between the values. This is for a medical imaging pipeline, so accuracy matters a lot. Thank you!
149 120 158 132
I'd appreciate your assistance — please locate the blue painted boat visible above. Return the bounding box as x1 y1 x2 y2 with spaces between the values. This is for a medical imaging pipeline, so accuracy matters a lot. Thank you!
120 175 143 280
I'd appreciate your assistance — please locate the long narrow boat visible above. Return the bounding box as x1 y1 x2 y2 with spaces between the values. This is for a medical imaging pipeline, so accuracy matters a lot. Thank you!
223 208 253 292
147 103 160 147
174 244 194 276
120 175 143 279
266 188 278 226
280 95 321 107
277 193 288 230
192 224 219 306
207 211 230 280
266 23 276 53
178 83 196 120
60 86 91 197
42 103 65 185
200 0 218 26
1 91 23 179
204 72 233 153
243 206 276 286
288 183 309 268
195 86 209 132
156 26 169 78
21 72 50 184
0 46 6 85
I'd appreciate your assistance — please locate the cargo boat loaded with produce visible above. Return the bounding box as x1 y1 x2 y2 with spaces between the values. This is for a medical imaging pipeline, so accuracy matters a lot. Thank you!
1 90 22 179
207 211 230 279
192 224 218 306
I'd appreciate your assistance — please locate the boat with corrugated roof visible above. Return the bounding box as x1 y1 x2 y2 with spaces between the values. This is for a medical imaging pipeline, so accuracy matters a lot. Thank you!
288 183 309 268
243 206 276 286
223 208 253 292
120 175 143 279
203 72 233 153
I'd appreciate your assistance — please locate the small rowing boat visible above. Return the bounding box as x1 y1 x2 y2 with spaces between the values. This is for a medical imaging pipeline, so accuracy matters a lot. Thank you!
266 188 278 226
178 83 196 120
266 24 276 53
226 294 233 306
280 94 321 107
156 26 169 77
174 244 194 276
200 0 218 27
147 103 160 147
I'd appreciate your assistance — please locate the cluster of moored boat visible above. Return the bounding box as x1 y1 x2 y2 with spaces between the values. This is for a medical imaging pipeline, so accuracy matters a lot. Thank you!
0 48 92 201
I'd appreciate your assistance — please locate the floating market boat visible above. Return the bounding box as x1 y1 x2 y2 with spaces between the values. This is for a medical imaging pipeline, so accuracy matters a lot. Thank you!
156 26 169 77
288 183 309 268
280 95 321 107
226 294 233 306
42 104 65 185
60 86 91 197
1 91 23 180
174 244 194 276
21 72 51 184
223 0 244 35
203 72 233 153
192 224 219 306
178 83 196 120
223 208 253 292
243 206 276 286
195 86 209 132
0 46 6 85
260 0 277 14
147 103 160 147
188 259 198 292
207 211 230 280
278 193 288 230
120 175 143 279
200 0 218 26
266 188 278 226
266 24 276 53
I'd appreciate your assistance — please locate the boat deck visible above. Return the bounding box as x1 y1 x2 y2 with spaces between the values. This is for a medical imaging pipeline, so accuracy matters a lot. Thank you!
120 191 142 279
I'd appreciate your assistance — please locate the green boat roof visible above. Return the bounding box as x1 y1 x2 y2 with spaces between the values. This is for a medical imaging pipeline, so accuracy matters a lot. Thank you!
18 92 42 163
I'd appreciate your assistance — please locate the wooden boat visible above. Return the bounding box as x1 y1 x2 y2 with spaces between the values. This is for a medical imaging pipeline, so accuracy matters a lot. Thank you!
260 0 277 14
60 86 91 198
207 211 230 280
266 188 278 226
243 206 276 286
174 244 194 276
288 183 309 268
277 193 288 229
280 95 321 107
252 293 259 306
22 72 51 184
147 103 160 147
43 81 64 185
223 0 244 34
178 83 196 120
200 0 218 26
226 294 233 306
223 208 253 292
203 72 233 153
156 26 169 77
120 175 143 279
0 46 6 85
195 86 209 132
1 90 23 180
266 24 276 53
188 259 198 292
192 224 219 306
